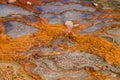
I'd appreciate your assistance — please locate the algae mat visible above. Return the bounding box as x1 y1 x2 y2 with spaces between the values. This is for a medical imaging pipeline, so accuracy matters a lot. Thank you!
0 0 120 80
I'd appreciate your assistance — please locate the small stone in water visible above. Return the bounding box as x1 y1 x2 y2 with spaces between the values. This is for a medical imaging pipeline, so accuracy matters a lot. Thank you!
93 3 99 7
65 21 73 28
27 1 32 5
8 0 16 3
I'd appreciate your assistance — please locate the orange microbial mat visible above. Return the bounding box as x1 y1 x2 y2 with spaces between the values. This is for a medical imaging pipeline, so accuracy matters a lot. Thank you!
0 0 120 80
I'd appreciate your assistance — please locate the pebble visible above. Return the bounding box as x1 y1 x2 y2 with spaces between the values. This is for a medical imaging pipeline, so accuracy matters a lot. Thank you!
27 1 32 5
65 21 74 28
93 3 99 7
8 0 16 3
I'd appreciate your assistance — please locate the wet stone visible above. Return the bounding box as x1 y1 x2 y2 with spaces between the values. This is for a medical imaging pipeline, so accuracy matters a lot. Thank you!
90 0 120 9
36 0 97 24
107 27 120 36
30 51 120 80
102 36 114 42
26 15 37 22
0 0 120 80
48 17 62 24
3 21 39 37
112 36 120 46
61 10 93 21
34 4 96 14
40 10 94 24
79 24 103 34
0 4 34 17
79 22 120 34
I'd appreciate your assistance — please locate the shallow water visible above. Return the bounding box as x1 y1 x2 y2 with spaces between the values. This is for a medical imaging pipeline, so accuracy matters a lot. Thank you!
3 21 38 37
0 0 120 80
0 4 34 17
37 1 96 24
30 51 120 80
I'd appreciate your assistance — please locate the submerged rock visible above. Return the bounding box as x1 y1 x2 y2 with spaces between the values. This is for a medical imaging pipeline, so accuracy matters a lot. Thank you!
90 0 120 9
0 4 34 17
3 21 38 37
79 21 120 34
35 1 96 24
34 4 96 14
0 60 34 80
28 51 120 80
0 0 120 80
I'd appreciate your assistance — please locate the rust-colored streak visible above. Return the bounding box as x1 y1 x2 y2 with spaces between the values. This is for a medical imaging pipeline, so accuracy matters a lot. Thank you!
0 0 120 80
